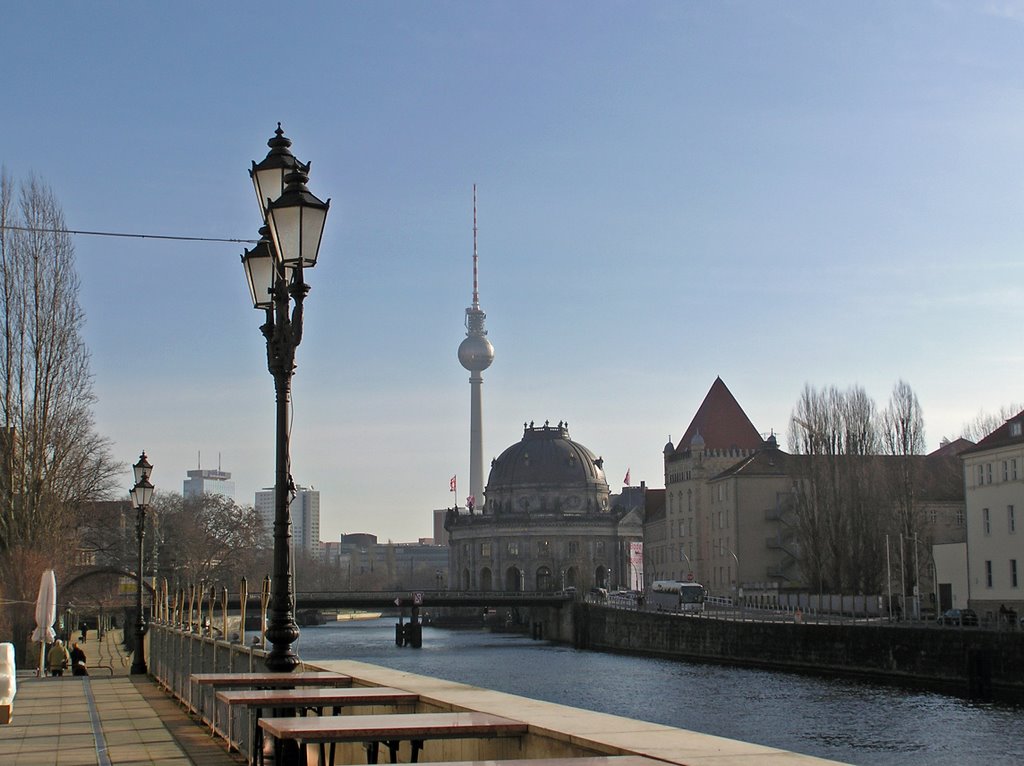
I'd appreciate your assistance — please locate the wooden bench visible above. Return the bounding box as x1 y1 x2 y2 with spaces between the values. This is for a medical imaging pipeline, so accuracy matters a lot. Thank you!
216 686 418 764
259 711 528 766
190 671 352 734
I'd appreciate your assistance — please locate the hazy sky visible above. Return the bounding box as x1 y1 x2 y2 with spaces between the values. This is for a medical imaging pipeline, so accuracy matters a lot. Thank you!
3 2 1023 542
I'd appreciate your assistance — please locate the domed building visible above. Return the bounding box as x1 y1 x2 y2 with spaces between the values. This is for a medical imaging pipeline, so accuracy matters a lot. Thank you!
445 421 642 592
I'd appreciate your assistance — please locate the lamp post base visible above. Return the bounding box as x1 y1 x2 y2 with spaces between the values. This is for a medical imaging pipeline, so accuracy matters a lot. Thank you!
130 619 147 675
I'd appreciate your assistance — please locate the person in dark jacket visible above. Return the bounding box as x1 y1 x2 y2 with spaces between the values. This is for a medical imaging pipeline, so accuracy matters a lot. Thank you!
69 642 88 676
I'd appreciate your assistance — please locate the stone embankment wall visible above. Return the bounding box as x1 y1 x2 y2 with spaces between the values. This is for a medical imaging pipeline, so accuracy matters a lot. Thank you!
574 605 1024 700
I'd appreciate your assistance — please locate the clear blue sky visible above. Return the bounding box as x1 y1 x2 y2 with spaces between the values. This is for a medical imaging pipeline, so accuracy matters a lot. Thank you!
3 1 1023 542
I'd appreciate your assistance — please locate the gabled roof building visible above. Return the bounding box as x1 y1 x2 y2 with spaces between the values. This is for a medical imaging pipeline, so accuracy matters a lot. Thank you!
659 378 768 594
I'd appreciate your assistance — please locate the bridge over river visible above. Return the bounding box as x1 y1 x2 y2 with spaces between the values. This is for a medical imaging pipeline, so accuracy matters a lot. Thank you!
282 590 574 610
223 589 573 610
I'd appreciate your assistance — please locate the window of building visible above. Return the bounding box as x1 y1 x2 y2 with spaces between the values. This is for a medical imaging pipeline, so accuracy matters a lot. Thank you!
595 541 605 556
567 540 579 556
977 465 984 485
1014 459 1019 480
956 509 964 526
1012 559 1019 588
987 464 993 484
1010 505 1017 534
1012 421 1022 437
984 508 991 535
929 509 937 525
462 544 470 558
678 520 685 537
480 542 492 557
507 542 518 556
537 540 550 555
1004 461 1009 482
985 560 993 588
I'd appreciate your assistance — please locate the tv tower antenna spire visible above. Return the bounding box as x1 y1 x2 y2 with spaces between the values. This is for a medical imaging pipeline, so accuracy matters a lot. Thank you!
472 184 480 309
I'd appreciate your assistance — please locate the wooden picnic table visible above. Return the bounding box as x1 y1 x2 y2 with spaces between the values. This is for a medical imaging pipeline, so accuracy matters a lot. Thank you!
259 711 528 766
216 686 419 764
190 671 352 734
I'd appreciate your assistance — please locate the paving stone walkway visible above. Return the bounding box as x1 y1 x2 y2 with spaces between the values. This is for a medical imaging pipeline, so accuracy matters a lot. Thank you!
0 631 243 765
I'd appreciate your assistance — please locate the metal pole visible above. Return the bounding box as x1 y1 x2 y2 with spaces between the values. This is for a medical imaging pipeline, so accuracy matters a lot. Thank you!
131 505 148 674
899 534 906 621
885 534 892 622
261 267 305 672
913 532 921 621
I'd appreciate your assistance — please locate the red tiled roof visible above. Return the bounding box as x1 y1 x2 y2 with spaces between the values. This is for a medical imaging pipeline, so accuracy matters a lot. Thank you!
674 377 763 453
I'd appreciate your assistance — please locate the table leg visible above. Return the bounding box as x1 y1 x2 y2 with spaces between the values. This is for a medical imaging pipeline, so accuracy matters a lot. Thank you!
410 739 424 764
386 740 400 764
364 741 380 764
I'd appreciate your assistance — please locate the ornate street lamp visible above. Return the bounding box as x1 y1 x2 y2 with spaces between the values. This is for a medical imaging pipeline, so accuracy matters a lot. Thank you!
242 125 329 672
129 451 154 675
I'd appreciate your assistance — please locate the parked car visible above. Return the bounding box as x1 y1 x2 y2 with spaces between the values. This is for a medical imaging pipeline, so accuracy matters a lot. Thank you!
937 608 979 626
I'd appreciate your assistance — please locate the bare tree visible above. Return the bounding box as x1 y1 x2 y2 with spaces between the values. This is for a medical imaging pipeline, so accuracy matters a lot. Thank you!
151 491 267 589
0 172 119 551
789 384 885 593
880 380 927 600
961 403 1024 443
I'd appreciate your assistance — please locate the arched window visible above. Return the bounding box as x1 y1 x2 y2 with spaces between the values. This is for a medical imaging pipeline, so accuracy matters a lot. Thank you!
564 566 578 589
505 566 522 592
536 566 553 592
480 567 492 591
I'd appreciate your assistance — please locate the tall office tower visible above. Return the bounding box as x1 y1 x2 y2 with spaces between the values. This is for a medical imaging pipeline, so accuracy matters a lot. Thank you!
182 455 235 499
255 485 321 560
457 186 494 511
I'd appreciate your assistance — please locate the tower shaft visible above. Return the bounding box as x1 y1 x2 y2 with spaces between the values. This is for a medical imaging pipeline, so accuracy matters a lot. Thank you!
469 371 484 506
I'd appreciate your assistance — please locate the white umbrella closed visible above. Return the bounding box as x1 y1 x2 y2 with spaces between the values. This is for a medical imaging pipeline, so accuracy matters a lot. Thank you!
30 569 56 676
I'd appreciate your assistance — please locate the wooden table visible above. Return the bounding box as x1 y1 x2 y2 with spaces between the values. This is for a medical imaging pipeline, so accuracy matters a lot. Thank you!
190 671 352 734
216 686 419 765
259 711 528 766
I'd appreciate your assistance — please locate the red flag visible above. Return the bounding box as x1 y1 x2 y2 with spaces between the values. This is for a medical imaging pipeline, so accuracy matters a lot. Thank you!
449 475 457 492
623 468 631 486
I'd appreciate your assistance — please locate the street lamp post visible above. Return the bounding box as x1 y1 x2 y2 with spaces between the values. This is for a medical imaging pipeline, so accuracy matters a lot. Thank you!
129 452 154 675
242 125 330 673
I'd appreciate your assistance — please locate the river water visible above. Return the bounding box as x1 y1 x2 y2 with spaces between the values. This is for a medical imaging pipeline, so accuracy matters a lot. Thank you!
293 618 1023 766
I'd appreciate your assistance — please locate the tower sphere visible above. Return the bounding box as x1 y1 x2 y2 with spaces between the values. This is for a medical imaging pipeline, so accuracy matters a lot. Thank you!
458 334 494 372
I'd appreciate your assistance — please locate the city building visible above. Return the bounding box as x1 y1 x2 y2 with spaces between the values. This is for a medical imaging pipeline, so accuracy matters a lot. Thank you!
959 410 1024 620
255 485 321 560
446 421 642 592
659 377 766 594
432 508 450 546
706 434 800 601
182 461 235 500
322 534 448 590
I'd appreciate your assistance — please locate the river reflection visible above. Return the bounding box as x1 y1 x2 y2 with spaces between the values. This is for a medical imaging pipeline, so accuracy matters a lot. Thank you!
294 618 1023 766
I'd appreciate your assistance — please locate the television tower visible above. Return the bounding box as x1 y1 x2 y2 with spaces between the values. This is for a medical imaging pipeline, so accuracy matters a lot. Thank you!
457 185 494 511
